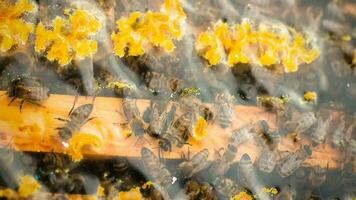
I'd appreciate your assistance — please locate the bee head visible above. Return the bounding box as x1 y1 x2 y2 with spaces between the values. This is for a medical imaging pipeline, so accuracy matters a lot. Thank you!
158 138 171 152
240 153 251 163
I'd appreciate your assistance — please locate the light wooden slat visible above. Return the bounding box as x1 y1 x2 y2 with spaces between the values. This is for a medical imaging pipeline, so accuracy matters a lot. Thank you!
0 91 343 168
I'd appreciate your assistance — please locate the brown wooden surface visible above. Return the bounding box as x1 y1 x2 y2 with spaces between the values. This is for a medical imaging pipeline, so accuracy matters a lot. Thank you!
0 91 343 168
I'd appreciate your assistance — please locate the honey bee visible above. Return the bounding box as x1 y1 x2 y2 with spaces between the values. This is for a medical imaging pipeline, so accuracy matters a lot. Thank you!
56 102 94 142
184 180 217 200
276 145 312 178
291 168 308 192
331 116 346 149
208 144 237 179
178 148 209 178
122 98 147 141
215 92 234 129
112 157 130 176
145 100 172 138
158 112 193 152
212 177 242 199
146 107 167 138
178 90 202 113
237 153 257 189
7 75 50 111
140 181 166 200
229 123 254 146
144 71 171 97
308 165 327 188
65 173 85 194
257 129 281 173
160 54 179 68
252 120 272 146
322 19 350 37
138 54 164 72
37 153 72 192
257 149 277 173
111 157 137 191
141 147 172 189
310 116 331 146
286 112 317 135
256 95 289 113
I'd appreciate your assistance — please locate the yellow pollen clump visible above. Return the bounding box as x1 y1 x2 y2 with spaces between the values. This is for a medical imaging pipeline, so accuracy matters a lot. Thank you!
230 191 254 200
107 81 135 90
193 116 208 141
0 188 16 199
35 9 101 65
303 91 317 102
0 0 35 52
96 185 105 197
117 187 142 200
66 132 103 162
262 187 279 195
18 175 41 198
142 181 153 189
111 0 186 57
196 21 320 72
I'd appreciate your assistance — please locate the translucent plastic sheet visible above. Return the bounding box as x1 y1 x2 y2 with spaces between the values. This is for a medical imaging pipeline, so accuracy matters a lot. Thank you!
0 0 355 199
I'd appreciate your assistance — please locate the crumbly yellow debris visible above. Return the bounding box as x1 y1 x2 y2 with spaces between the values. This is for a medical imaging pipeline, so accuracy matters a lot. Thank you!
123 129 133 138
262 187 278 195
196 20 320 72
353 49 356 65
180 87 200 97
303 91 317 102
18 175 41 198
117 187 142 200
107 81 135 90
256 95 290 110
230 191 254 200
66 132 103 162
142 181 153 189
0 0 35 52
35 9 101 65
193 116 208 141
0 188 16 199
97 185 105 197
341 35 351 41
111 0 186 57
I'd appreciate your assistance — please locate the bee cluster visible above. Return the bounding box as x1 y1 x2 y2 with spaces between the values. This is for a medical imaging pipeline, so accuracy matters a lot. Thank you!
0 0 356 199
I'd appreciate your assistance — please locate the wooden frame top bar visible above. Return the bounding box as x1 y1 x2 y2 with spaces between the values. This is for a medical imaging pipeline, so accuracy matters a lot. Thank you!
0 91 343 168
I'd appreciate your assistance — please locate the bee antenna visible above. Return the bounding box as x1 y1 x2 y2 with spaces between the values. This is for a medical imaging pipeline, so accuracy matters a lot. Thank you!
91 91 99 103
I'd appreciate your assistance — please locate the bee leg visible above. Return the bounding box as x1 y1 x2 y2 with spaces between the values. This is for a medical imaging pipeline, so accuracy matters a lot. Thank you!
19 99 26 112
181 147 189 161
187 146 190 161
8 97 16 106
114 121 128 126
68 94 78 116
55 118 69 122
180 152 186 160
84 117 96 124
214 147 224 158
